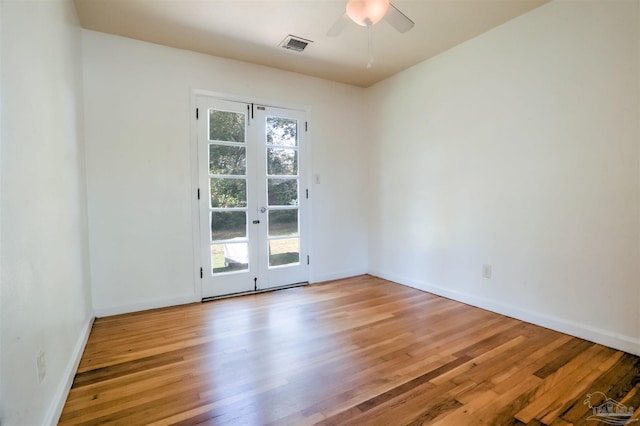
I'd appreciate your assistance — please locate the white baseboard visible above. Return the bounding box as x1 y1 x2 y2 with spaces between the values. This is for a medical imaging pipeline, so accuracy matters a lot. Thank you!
44 314 94 426
311 268 369 284
369 269 640 356
94 273 374 317
94 295 199 318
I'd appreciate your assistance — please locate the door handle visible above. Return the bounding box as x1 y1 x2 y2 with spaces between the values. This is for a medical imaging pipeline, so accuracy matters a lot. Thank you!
252 220 260 224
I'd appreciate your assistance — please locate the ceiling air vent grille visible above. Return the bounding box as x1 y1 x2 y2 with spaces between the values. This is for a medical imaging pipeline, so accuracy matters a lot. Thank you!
280 35 313 52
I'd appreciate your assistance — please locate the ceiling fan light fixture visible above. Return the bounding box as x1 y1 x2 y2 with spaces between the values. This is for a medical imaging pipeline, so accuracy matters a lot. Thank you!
346 0 390 27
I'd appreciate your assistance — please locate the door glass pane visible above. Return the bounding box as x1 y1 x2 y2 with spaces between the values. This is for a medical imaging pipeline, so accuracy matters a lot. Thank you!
210 145 246 175
267 148 297 176
210 178 247 208
269 210 298 237
268 179 298 206
211 243 249 274
211 211 246 241
267 117 297 146
209 110 245 143
269 238 300 267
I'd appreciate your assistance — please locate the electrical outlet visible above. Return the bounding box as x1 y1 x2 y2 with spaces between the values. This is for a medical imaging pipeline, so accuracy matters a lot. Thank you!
482 264 492 279
36 350 46 383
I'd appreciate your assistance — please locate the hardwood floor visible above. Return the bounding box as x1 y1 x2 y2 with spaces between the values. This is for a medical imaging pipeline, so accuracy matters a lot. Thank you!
60 275 640 425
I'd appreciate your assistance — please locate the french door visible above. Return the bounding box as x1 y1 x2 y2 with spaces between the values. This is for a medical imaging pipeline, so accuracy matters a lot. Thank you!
196 96 309 298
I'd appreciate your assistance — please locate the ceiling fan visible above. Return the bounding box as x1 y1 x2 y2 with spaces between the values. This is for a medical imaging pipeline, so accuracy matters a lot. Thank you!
327 0 415 37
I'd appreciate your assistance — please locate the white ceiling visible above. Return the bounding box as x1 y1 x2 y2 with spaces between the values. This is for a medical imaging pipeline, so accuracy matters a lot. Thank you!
73 0 550 88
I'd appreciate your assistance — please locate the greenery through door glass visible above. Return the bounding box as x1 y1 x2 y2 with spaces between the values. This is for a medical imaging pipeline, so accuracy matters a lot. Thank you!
208 110 303 273
209 178 246 208
209 145 246 175
267 148 297 176
267 117 297 146
209 110 245 142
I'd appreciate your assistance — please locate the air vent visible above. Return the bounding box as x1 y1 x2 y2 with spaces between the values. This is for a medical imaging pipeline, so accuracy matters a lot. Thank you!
280 35 313 52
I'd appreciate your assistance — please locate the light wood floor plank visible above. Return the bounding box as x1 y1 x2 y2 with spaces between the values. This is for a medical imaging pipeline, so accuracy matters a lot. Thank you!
60 275 640 425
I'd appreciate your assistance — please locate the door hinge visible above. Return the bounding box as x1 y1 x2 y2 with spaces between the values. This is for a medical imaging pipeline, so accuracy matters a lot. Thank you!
307 255 310 265
197 188 200 200
196 108 199 119
254 277 258 291
200 267 203 279
306 189 309 199
305 121 308 132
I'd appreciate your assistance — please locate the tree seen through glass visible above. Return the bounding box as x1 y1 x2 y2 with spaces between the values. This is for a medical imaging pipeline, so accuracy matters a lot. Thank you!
208 111 302 270
267 117 297 146
209 110 245 142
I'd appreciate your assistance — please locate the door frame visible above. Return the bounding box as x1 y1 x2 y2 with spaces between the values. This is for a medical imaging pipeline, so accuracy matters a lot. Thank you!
189 89 313 300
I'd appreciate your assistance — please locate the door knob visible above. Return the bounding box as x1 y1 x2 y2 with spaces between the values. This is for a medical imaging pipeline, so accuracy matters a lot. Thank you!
260 207 267 213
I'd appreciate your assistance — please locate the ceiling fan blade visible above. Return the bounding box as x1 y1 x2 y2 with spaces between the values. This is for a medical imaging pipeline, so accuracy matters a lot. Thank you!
327 13 350 37
384 3 415 33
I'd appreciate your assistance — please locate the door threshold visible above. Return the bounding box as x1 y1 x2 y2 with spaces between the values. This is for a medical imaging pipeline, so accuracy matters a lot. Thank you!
202 281 309 302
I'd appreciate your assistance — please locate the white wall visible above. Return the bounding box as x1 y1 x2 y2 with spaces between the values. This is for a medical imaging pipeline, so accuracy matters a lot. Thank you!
368 0 640 354
0 0 4 419
81 31 369 316
0 0 93 424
